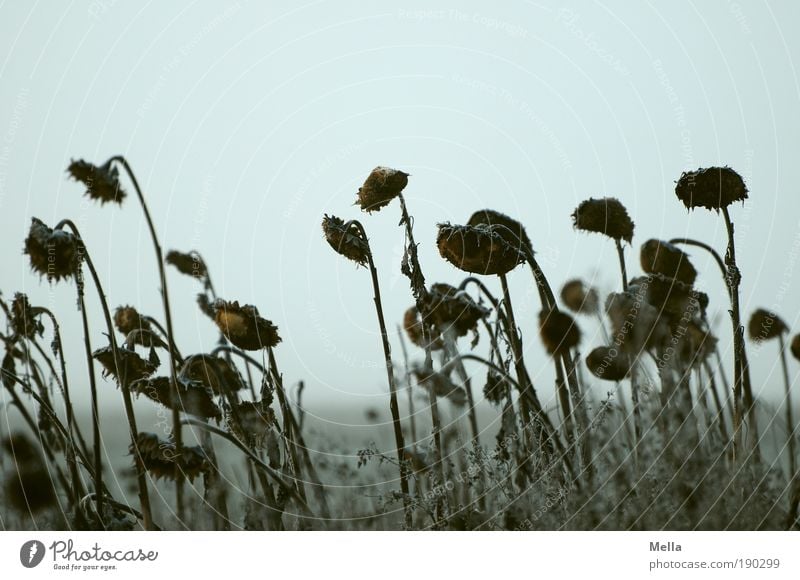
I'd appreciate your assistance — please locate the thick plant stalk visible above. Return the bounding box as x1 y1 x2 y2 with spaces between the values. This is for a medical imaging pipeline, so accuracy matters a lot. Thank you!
111 156 185 520
778 334 796 479
702 361 730 445
56 219 154 530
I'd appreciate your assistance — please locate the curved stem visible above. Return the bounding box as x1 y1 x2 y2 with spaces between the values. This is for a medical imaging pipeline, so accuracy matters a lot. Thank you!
56 219 154 529
669 238 729 292
111 156 184 521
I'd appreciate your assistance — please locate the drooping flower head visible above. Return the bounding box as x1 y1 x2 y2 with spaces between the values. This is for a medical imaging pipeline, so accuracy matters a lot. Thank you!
422 283 490 339
467 209 533 257
92 345 157 384
67 158 126 205
321 214 369 266
403 306 443 351
560 279 600 315
130 376 221 420
748 308 788 343
436 223 525 276
356 166 409 213
165 250 208 280
640 239 697 286
226 400 276 449
791 334 800 362
132 433 210 481
538 309 581 355
10 293 44 340
180 354 247 396
113 305 151 336
213 300 281 351
675 166 748 211
571 197 635 244
24 218 82 283
586 346 630 381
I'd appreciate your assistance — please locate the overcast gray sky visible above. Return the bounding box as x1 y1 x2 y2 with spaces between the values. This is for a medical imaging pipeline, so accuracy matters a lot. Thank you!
1 1 799 429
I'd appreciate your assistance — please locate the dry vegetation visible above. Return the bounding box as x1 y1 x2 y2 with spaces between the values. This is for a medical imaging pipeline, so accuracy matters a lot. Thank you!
1 160 798 530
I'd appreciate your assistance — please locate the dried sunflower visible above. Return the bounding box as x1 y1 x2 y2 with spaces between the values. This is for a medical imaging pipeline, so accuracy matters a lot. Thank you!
356 166 409 213
538 309 581 355
92 345 157 383
68 158 126 205
422 282 490 338
560 279 599 315
24 218 82 282
180 354 247 396
791 334 800 362
748 308 788 342
321 214 369 266
412 364 467 406
165 250 208 279
586 346 630 381
467 209 533 256
214 300 281 351
130 375 221 419
132 432 209 482
436 223 525 276
675 166 748 211
571 197 635 244
10 293 44 339
640 239 697 286
402 305 443 351
226 400 276 449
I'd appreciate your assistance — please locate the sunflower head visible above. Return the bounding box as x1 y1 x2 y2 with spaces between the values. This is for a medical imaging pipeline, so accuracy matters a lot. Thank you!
640 239 697 286
403 306 443 351
436 223 525 276
356 166 409 213
538 309 581 355
560 279 599 315
748 308 788 343
165 250 208 280
467 209 532 257
571 197 635 244
675 166 748 211
321 214 370 266
213 299 281 351
132 433 210 482
24 218 82 283
68 158 126 205
586 347 630 381
10 293 44 340
423 283 490 338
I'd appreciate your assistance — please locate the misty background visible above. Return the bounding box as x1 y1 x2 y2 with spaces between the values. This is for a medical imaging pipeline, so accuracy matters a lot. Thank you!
1 1 799 450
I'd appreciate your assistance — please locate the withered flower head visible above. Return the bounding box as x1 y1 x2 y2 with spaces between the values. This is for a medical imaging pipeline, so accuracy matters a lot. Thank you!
131 376 221 419
24 218 82 282
165 250 207 279
791 334 800 362
467 209 533 257
92 345 157 383
640 239 697 286
423 283 490 338
560 279 599 315
226 400 276 449
483 370 509 406
403 306 443 351
114 305 151 336
2 434 57 513
180 354 247 396
748 308 788 342
411 364 467 406
436 223 525 276
606 286 668 353
571 197 635 244
643 273 698 321
68 158 126 205
586 347 630 381
10 293 44 339
321 214 369 266
132 433 209 481
675 166 748 211
538 309 581 355
356 166 409 213
214 299 281 351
